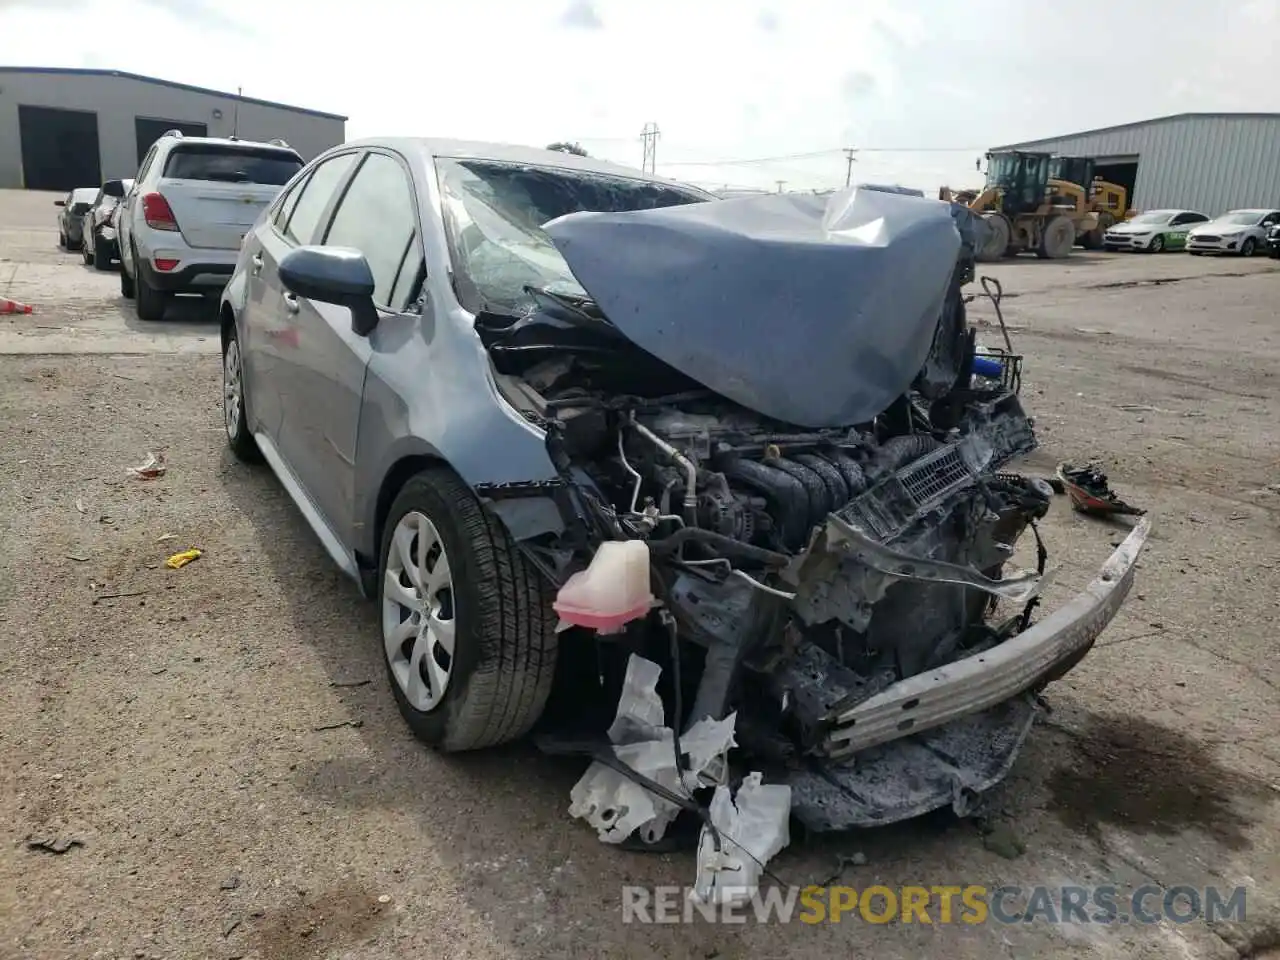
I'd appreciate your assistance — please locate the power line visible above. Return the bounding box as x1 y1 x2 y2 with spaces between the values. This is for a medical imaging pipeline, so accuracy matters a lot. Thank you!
662 149 841 167
661 146 987 168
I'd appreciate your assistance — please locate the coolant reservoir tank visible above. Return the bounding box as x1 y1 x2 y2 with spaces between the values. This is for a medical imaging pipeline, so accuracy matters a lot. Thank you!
553 540 654 633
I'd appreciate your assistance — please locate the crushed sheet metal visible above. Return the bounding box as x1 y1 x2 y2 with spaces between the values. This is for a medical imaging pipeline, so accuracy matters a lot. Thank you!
544 186 962 428
821 512 1046 604
789 695 1037 831
692 773 791 906
568 654 736 844
823 517 1151 757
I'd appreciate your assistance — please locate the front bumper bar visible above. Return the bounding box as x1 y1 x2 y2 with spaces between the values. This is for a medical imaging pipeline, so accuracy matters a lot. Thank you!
821 517 1150 758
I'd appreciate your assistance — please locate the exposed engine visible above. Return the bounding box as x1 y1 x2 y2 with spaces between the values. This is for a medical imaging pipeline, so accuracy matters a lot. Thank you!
474 193 1128 834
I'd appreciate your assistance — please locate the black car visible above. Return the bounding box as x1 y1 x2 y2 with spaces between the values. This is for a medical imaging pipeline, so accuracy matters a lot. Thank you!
80 179 130 270
55 187 98 250
1267 223 1280 259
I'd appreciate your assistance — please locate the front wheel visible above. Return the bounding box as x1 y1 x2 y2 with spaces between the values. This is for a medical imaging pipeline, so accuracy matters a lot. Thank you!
222 324 261 463
1149 235 1165 253
379 468 558 752
977 213 1011 261
1241 237 1257 257
1037 214 1076 259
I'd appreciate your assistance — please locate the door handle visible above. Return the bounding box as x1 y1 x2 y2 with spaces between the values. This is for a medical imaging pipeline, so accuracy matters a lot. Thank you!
251 253 263 274
283 291 299 314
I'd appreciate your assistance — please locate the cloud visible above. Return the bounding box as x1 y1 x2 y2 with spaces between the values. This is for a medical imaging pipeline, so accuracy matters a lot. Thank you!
840 70 877 101
756 9 778 31
560 0 602 29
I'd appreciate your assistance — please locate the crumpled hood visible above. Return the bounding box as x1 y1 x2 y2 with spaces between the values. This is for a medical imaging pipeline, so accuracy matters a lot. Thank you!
543 187 962 428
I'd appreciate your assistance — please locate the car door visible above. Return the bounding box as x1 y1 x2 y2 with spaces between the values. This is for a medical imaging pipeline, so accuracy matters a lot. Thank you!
1166 212 1202 249
245 150 360 455
276 149 425 545
119 145 157 275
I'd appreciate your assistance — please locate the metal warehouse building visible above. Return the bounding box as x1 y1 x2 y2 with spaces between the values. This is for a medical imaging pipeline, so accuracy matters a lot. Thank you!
993 112 1280 217
0 67 346 191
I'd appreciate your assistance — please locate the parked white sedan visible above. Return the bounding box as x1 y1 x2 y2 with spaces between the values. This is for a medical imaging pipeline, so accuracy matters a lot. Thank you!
1102 209 1208 252
1186 209 1280 256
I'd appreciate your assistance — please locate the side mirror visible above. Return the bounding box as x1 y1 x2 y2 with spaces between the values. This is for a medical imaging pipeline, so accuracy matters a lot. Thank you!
279 246 379 337
54 199 66 206
103 180 126 199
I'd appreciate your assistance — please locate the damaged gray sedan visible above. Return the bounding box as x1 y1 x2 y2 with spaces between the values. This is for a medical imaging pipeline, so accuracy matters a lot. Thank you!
219 139 1149 837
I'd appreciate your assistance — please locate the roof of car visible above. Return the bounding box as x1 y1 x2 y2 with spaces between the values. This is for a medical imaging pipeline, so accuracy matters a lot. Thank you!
338 137 711 195
1222 208 1273 215
71 187 98 200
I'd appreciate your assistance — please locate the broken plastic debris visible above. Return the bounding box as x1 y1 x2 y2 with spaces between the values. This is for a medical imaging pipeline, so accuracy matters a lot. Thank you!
553 540 654 633
569 654 736 845
1057 462 1145 518
129 452 166 479
165 548 202 569
691 773 791 906
129 451 166 479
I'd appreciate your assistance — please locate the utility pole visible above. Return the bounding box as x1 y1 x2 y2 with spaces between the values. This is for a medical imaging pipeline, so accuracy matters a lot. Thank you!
232 86 241 138
640 122 660 175
775 180 786 194
843 147 857 187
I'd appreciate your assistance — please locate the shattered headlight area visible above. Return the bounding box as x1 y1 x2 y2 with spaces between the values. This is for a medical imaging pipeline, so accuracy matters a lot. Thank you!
474 186 1149 863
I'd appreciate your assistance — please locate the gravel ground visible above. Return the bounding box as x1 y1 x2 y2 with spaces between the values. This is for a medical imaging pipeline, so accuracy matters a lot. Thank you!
2 189 1279 959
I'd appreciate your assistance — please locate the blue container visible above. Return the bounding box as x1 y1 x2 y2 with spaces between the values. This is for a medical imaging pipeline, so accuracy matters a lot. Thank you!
972 355 1004 378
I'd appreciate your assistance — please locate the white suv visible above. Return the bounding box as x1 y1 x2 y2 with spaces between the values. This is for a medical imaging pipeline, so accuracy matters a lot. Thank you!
118 132 304 320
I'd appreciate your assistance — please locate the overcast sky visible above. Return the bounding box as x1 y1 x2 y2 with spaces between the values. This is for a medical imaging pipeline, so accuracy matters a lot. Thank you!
3 0 1278 192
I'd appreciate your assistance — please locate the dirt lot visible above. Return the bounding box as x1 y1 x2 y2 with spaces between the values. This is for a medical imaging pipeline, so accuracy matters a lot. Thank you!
2 187 1279 960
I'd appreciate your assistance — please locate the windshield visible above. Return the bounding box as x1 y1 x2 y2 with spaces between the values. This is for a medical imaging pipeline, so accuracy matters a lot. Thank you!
1129 211 1173 225
436 157 709 315
162 145 303 185
1215 210 1265 225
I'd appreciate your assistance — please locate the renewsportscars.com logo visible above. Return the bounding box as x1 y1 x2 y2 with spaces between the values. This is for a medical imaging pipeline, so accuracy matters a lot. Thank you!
621 884 1249 926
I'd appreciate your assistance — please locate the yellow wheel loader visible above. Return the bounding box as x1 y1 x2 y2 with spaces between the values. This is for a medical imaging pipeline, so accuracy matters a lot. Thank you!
941 151 1098 261
1047 156 1128 249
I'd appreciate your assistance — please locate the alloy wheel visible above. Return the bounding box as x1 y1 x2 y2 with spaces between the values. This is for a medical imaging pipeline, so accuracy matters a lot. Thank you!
382 512 456 712
223 340 243 438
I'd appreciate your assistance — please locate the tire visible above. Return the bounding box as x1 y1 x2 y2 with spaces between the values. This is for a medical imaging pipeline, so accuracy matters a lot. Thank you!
134 253 169 321
1037 215 1076 259
1149 234 1165 254
93 235 113 271
119 249 136 298
1241 237 1256 257
81 235 93 265
1269 248 1280 260
1082 212 1113 250
221 323 261 463
58 231 68 250
379 468 558 752
977 213 1011 261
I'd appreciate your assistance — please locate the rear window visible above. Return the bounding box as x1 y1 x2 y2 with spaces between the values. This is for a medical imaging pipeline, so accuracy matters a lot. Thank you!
162 145 304 186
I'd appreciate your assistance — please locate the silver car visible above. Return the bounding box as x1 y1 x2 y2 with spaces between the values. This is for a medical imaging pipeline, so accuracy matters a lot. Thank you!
219 140 1147 834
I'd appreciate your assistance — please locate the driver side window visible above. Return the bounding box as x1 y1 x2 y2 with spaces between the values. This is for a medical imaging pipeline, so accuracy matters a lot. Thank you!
320 152 425 312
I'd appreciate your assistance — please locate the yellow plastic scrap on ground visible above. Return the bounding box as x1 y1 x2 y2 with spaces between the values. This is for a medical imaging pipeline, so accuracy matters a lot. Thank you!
165 548 202 569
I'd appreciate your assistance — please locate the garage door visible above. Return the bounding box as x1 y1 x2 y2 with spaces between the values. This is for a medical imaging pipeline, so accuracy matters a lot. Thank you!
17 105 102 192
136 118 209 165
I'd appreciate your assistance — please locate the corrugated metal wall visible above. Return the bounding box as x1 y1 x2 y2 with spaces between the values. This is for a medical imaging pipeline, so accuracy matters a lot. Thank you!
996 115 1280 216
